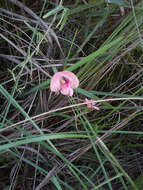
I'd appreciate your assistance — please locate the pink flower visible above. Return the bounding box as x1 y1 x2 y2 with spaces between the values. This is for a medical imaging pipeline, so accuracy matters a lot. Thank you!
50 71 79 96
85 98 100 110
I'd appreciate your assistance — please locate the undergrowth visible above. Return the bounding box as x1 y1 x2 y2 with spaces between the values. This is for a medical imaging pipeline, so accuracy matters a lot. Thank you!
0 0 143 189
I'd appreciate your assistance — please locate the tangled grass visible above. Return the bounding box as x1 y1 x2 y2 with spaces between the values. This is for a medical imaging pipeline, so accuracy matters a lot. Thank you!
0 0 143 189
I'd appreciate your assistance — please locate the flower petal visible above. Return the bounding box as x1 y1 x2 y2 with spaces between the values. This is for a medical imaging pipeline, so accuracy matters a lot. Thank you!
93 106 100 110
69 88 73 96
50 71 79 96
61 87 73 96
85 98 100 110
62 71 79 88
50 72 62 93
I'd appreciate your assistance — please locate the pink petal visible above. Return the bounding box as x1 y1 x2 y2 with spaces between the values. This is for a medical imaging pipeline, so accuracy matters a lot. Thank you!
50 71 79 96
50 72 62 93
62 71 79 89
85 98 100 110
61 87 73 96
69 88 73 96
93 106 100 111
85 98 93 108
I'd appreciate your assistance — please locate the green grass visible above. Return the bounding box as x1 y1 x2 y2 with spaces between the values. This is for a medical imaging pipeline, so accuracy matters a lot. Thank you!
0 0 143 189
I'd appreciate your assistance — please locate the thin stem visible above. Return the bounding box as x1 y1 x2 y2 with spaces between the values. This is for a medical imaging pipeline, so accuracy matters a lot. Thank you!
1 97 143 132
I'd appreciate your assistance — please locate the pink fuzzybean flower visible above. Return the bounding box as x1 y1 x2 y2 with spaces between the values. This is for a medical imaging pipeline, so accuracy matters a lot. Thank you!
85 98 100 110
50 71 79 96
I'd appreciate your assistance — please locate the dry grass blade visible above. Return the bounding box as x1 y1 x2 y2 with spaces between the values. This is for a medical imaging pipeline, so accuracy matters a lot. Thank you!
1 0 143 189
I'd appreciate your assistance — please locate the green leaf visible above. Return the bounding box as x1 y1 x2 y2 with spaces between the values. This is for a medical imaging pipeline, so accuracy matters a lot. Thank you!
132 174 143 190
0 84 42 134
43 4 63 18
67 37 122 72
0 133 88 151
105 0 129 6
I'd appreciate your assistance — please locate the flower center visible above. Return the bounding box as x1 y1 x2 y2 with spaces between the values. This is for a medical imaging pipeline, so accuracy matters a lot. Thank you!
60 76 70 88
